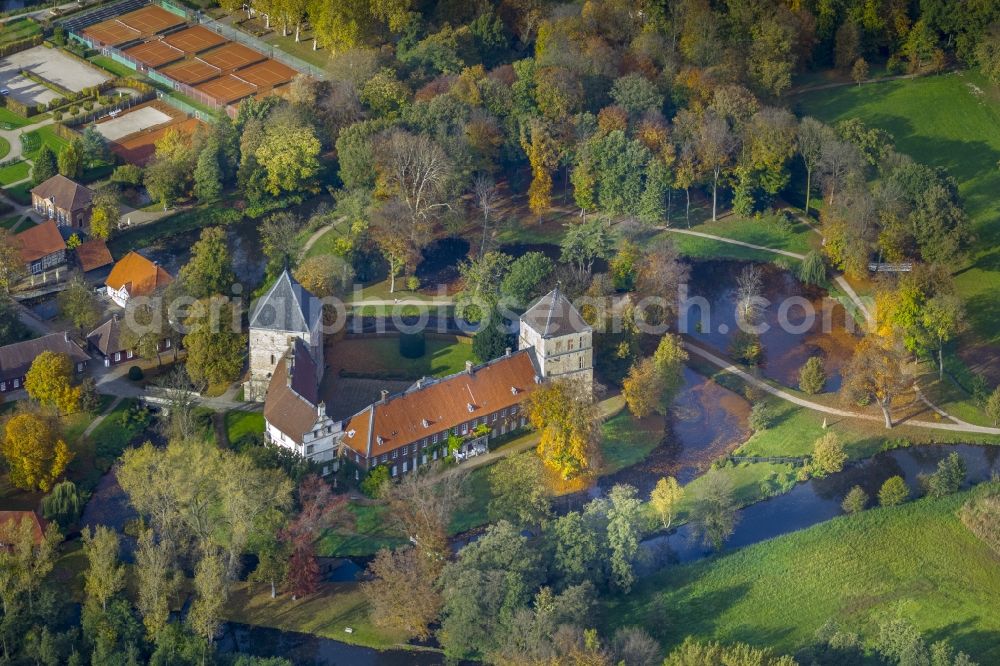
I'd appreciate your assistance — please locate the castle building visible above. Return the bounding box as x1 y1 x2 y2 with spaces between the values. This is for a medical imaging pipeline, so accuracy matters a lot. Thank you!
245 269 323 402
518 287 594 394
258 285 593 475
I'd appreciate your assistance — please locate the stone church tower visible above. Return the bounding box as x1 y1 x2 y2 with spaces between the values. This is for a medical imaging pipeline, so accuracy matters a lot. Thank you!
245 269 323 402
518 287 593 395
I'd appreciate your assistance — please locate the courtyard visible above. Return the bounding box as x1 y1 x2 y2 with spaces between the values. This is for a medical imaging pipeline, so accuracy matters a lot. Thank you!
0 46 109 105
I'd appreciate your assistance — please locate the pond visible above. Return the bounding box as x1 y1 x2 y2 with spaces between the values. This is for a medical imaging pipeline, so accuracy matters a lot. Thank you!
684 260 858 391
639 444 1000 569
217 623 446 665
415 237 469 287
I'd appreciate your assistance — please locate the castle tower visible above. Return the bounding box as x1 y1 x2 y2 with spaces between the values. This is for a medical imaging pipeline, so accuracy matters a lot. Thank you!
518 287 593 394
245 269 323 402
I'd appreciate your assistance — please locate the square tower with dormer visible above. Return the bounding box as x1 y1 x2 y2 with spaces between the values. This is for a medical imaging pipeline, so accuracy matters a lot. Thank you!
518 287 593 394
245 269 323 402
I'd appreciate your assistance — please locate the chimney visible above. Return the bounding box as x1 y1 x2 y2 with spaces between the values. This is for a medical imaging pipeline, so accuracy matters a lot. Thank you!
505 347 511 357
466 360 474 375
380 389 389 403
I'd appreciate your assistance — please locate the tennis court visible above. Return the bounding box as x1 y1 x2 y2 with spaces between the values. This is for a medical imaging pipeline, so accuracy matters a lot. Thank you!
82 19 140 47
162 59 220 85
198 42 264 71
110 116 202 166
123 39 184 68
162 25 226 54
116 5 185 36
233 59 297 88
95 104 173 141
195 74 256 104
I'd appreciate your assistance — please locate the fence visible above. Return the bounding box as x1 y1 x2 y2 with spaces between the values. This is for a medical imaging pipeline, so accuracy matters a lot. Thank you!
61 88 157 126
157 0 326 80
155 90 215 122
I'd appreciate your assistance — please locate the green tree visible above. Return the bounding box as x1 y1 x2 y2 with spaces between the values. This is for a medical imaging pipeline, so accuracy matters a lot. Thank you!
255 122 322 195
183 297 247 389
690 469 738 550
178 226 236 299
925 452 966 498
57 139 83 179
362 546 442 641
500 252 553 306
606 484 643 593
878 476 909 507
88 188 120 240
41 479 86 527
799 249 827 286
609 73 663 116
812 432 847 475
487 453 551 526
560 218 614 280
798 356 826 394
193 142 223 203
748 17 796 96
650 476 684 530
550 510 599 588
842 485 868 514
260 211 303 275
82 525 125 612
81 126 110 166
921 294 966 379
797 118 834 218
32 145 58 185
472 310 511 363
986 386 1000 426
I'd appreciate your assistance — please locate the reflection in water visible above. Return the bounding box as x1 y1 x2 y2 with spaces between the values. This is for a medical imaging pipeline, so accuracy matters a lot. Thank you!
686 261 858 391
641 444 1000 568
218 623 445 665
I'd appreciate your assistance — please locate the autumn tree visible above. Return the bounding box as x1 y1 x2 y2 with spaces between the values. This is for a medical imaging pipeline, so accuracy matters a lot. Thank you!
526 380 601 479
293 254 354 298
281 475 352 598
88 188 120 240
0 229 26 293
188 552 228 653
134 528 180 640
851 57 870 85
183 296 246 389
25 351 82 415
524 119 559 216
384 465 466 570
82 525 126 612
650 476 684 530
840 334 910 428
255 118 322 195
1 412 71 492
878 475 909 507
363 546 442 641
57 139 83 179
623 334 688 418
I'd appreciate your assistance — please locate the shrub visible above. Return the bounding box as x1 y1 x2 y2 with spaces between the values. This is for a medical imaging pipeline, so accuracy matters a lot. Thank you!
69 105 79 115
748 402 773 432
798 356 826 394
812 432 847 475
923 452 966 498
41 480 86 527
730 331 762 365
361 464 390 498
960 491 1000 554
52 111 62 121
406 276 420 291
111 163 143 185
878 475 909 507
799 250 826 285
841 485 869 514
127 365 143 381
83 101 93 111
399 331 426 359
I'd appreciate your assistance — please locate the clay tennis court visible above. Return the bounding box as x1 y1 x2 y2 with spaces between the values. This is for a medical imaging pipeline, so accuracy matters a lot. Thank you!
123 39 183 68
162 25 226 54
111 117 202 165
198 42 264 71
233 59 297 88
82 19 141 47
195 74 256 104
116 5 185 36
95 105 173 141
162 59 220 85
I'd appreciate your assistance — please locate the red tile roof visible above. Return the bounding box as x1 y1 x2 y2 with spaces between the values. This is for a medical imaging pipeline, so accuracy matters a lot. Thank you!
0 511 47 546
263 339 321 443
16 220 65 263
76 238 113 272
341 350 539 459
105 251 173 297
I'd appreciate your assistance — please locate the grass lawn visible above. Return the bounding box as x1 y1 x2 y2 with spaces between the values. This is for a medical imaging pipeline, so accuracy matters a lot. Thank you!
0 160 30 186
0 136 10 160
600 411 664 475
20 125 69 161
667 231 802 266
225 410 265 444
798 70 1000 343
681 212 818 257
0 213 22 230
335 336 476 381
0 107 32 128
316 501 407 557
107 203 237 255
261 30 331 70
223 580 420 650
0 18 40 46
3 181 31 204
603 485 1000 663
88 54 139 79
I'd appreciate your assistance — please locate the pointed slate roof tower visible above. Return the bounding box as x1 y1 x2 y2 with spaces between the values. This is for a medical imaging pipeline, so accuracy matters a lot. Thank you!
520 286 591 338
250 269 321 334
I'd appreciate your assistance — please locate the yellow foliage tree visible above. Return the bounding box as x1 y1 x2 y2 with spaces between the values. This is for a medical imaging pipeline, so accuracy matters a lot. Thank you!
525 381 600 479
25 351 82 415
2 412 72 491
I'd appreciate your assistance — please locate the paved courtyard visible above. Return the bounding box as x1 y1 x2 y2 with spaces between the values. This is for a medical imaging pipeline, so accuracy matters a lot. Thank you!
0 46 109 97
